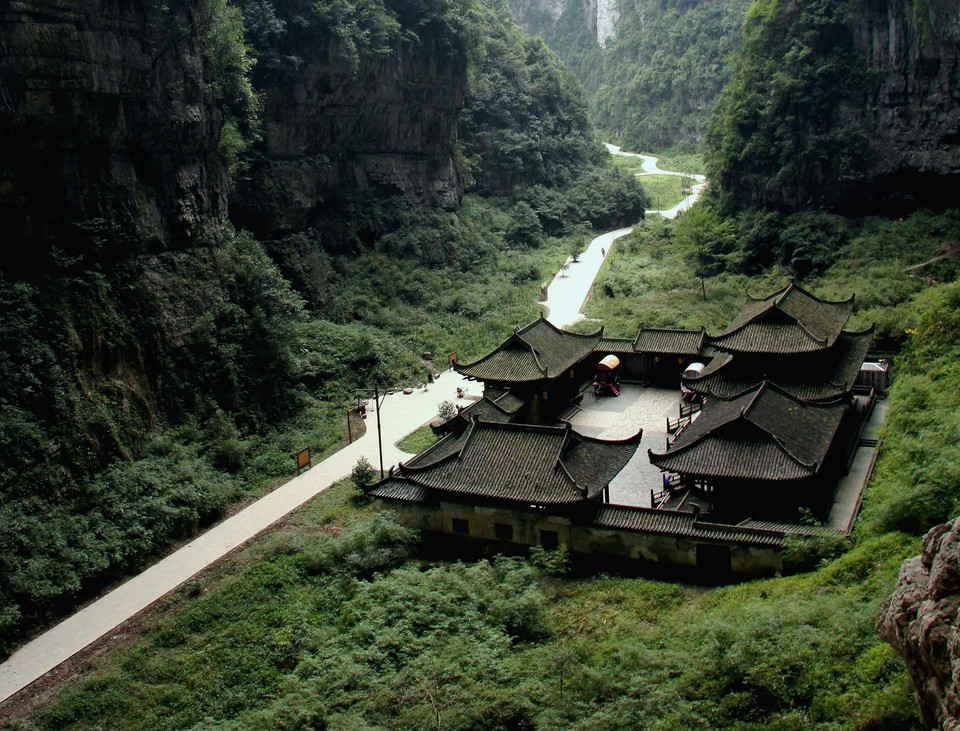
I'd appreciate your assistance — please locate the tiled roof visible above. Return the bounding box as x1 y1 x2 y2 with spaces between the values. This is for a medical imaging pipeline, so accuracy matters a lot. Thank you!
367 481 428 502
649 382 847 480
736 519 839 537
709 283 854 354
598 329 705 356
455 316 602 383
370 418 641 506
598 338 636 354
685 329 873 402
634 327 705 355
593 506 789 547
456 395 518 424
490 389 526 413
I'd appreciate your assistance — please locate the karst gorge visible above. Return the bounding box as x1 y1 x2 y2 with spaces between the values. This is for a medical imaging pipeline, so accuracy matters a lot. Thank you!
1 0 959 727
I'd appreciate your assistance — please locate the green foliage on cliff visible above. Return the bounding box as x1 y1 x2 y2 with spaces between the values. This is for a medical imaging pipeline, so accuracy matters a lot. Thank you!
459 0 648 229
593 0 752 151
858 280 960 536
704 0 871 213
240 0 479 75
511 0 749 151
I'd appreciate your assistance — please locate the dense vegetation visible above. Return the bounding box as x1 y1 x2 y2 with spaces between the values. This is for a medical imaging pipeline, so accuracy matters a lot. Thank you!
512 0 751 152
3 0 959 725
0 0 645 655
704 0 871 213
592 0 751 151
10 450 923 728
457 0 648 228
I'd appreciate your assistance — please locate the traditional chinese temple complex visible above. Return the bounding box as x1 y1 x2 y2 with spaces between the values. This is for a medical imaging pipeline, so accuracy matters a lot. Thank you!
367 284 879 580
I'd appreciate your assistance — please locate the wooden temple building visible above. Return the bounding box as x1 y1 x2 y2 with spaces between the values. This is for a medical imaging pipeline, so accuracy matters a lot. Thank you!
651 283 873 523
649 382 852 523
367 283 876 580
368 419 643 548
452 317 603 424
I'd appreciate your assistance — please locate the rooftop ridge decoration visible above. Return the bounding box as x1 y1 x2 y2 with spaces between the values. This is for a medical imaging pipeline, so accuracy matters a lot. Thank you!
455 315 603 384
709 282 856 355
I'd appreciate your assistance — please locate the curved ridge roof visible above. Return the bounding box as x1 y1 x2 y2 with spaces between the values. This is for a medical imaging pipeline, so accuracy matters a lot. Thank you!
455 316 603 383
371 417 641 505
709 283 855 355
649 382 846 481
684 328 873 402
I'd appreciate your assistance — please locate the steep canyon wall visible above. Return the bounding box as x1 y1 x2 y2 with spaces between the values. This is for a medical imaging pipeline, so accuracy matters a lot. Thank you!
230 26 467 240
0 0 230 272
848 0 960 211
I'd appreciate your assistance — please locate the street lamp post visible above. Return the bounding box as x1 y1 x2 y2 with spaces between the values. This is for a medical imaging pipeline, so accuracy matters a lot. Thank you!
356 384 392 478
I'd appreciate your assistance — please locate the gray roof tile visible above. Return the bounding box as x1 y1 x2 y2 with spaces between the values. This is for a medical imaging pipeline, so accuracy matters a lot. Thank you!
455 317 602 383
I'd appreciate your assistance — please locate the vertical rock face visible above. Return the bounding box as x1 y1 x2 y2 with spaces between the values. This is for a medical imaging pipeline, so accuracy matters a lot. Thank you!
878 518 960 730
846 0 960 210
595 0 619 49
230 25 467 241
0 0 229 272
511 0 606 46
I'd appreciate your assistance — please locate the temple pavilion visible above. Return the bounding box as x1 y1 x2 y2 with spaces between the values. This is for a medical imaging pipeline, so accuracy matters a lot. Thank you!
366 283 876 579
368 417 642 546
653 283 873 522
649 382 851 522
453 316 603 424
682 283 873 402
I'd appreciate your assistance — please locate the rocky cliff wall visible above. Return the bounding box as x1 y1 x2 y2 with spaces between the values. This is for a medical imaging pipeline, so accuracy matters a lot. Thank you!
595 0 619 49
848 0 960 211
878 517 960 729
511 0 607 46
0 0 229 273
230 16 467 241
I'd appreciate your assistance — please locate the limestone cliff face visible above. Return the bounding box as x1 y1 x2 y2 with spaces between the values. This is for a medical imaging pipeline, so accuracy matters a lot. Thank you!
0 0 229 272
878 517 960 730
230 20 467 240
595 0 619 49
511 0 611 47
848 0 960 211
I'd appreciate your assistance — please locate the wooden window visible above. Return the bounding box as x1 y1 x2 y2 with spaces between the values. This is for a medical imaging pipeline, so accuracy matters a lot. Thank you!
494 523 514 541
452 518 469 534
540 530 559 549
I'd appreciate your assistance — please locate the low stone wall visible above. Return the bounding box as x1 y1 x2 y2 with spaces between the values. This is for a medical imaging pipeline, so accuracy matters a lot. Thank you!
373 498 785 581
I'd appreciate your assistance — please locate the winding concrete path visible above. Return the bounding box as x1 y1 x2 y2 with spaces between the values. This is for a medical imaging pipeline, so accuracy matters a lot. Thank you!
0 143 707 706
540 144 708 328
605 143 707 219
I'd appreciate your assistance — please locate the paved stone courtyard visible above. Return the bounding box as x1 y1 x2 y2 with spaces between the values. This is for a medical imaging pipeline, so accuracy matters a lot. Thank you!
563 383 684 507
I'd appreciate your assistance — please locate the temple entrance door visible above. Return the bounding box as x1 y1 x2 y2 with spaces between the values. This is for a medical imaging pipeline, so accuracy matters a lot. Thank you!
696 543 731 581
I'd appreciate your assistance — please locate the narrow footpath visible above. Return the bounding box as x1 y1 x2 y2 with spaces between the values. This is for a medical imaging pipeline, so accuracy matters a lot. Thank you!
0 144 706 706
604 143 707 219
0 372 471 704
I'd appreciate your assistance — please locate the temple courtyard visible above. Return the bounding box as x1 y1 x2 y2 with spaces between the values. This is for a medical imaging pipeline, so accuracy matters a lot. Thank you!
561 383 680 508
